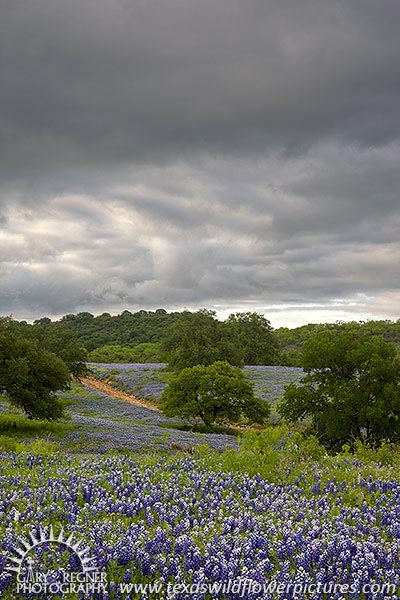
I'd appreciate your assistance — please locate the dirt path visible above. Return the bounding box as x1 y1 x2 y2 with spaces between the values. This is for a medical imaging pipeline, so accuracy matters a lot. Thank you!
79 376 160 412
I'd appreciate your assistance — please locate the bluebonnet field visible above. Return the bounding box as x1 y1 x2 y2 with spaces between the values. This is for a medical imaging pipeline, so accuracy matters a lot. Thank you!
87 363 304 405
0 365 399 598
0 363 304 454
88 362 168 402
244 366 303 404
61 383 237 453
0 451 399 599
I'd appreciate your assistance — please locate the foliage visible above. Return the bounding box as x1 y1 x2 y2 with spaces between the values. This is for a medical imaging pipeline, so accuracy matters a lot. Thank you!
160 422 238 435
0 436 59 453
227 311 278 365
41 309 181 351
8 310 400 370
6 311 400 368
0 413 71 437
276 319 400 366
279 327 400 448
162 310 281 370
199 426 400 496
88 342 163 363
161 360 270 425
32 322 88 377
161 310 243 371
0 319 69 420
5 316 88 377
198 425 327 481
0 435 25 452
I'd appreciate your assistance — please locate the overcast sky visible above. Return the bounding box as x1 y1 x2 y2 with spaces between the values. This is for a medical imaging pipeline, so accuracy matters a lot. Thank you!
1 0 399 327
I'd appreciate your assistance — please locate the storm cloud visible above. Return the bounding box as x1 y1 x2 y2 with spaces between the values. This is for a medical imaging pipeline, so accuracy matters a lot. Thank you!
1 0 399 325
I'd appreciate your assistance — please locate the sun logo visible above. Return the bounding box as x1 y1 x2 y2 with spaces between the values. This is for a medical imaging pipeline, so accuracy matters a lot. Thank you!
6 525 97 578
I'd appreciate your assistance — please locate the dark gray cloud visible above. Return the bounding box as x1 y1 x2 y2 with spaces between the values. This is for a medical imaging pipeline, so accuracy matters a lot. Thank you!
0 0 400 325
2 0 400 177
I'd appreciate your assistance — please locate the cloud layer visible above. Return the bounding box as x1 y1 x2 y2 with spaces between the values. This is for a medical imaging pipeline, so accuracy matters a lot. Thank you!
1 0 400 325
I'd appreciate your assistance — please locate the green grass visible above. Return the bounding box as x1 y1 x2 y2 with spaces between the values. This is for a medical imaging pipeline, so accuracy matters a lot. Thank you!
0 412 74 454
193 425 400 504
159 422 238 436
0 413 73 437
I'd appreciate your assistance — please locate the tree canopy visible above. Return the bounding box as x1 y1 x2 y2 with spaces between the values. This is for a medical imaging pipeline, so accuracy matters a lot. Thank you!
0 319 69 420
161 309 280 370
161 360 270 426
5 310 400 369
161 310 243 371
32 322 88 377
276 320 400 366
279 327 400 448
50 309 181 351
227 312 278 365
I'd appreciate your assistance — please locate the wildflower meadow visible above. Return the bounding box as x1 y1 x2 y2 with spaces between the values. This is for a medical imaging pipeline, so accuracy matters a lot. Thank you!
0 365 399 599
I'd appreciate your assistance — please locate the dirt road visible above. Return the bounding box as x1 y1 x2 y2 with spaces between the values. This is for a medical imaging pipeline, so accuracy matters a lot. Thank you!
79 376 160 411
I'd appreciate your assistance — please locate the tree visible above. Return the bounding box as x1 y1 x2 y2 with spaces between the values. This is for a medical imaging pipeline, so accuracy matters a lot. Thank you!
279 327 400 448
161 360 270 426
161 309 242 371
52 309 180 351
227 312 278 365
33 324 88 378
0 319 69 420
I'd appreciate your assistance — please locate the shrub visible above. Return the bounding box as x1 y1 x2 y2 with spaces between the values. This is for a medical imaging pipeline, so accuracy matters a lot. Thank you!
279 327 400 449
161 360 270 426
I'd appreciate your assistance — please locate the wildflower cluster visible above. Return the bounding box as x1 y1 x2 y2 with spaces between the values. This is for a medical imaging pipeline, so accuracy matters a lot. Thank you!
0 453 399 599
88 363 304 405
61 385 238 453
244 366 303 404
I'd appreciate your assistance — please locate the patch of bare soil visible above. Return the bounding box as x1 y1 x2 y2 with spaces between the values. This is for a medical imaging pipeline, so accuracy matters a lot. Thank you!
79 376 160 412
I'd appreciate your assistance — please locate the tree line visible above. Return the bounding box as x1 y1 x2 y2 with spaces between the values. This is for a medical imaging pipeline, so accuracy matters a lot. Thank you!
31 308 279 365
1 311 400 450
33 309 180 352
158 315 400 448
28 309 400 364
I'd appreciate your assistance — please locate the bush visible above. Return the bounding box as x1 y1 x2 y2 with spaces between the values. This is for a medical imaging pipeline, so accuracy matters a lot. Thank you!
279 327 400 449
161 360 270 426
195 426 327 482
